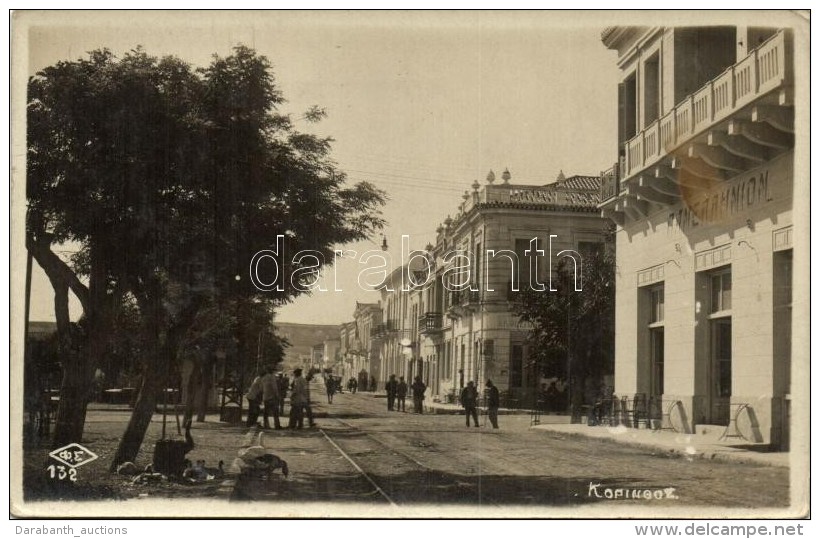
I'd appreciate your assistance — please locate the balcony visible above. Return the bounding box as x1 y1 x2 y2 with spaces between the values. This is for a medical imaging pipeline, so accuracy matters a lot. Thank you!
464 289 480 305
446 289 481 319
599 163 620 202
600 30 793 224
418 312 443 334
372 324 387 340
373 319 398 340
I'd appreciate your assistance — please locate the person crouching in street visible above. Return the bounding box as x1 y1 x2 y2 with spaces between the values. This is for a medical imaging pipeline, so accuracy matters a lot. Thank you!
485 379 500 429
261 366 282 430
461 381 480 427
245 372 263 428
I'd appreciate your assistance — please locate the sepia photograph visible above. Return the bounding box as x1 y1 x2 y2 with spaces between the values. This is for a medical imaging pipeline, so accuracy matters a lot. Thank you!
8 9 810 521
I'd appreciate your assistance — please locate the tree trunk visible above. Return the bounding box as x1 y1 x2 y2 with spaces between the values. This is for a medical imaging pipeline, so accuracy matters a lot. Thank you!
182 358 201 425
194 356 213 423
51 281 92 447
109 293 202 470
109 364 163 470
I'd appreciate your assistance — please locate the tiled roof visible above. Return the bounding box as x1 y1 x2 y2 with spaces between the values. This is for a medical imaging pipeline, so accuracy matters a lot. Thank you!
478 202 600 212
552 175 601 191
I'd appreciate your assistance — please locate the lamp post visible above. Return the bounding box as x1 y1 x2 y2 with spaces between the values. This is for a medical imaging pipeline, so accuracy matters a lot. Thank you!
566 275 573 417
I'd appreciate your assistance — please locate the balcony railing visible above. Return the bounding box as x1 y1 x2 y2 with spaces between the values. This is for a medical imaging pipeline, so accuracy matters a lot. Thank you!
464 289 480 305
599 163 620 202
621 30 789 180
448 290 462 307
418 312 443 333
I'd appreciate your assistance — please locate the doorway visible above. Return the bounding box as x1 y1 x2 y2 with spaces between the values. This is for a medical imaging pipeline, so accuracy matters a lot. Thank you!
710 318 732 425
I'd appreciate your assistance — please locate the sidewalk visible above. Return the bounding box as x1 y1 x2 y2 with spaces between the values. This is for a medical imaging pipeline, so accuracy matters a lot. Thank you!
417 395 789 467
530 421 790 468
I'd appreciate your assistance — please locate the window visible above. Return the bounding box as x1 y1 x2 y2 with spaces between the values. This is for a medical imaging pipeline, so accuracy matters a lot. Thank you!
650 286 664 324
621 72 638 145
651 329 664 396
514 238 531 291
707 268 732 406
474 242 482 291
710 270 732 313
773 250 792 397
714 320 732 398
643 52 660 126
647 284 664 397
510 345 523 388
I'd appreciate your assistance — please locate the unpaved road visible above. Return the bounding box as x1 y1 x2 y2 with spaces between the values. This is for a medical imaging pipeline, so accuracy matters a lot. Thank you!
232 391 789 511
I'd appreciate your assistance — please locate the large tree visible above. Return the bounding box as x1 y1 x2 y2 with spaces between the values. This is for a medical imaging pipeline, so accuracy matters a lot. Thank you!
513 248 616 407
26 46 386 464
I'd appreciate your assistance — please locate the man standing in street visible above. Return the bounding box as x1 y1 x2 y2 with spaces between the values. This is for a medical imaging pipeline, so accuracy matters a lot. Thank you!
411 376 427 414
396 376 408 412
245 371 263 428
288 368 307 429
485 379 500 429
277 373 289 416
386 374 398 411
261 366 282 430
461 381 479 427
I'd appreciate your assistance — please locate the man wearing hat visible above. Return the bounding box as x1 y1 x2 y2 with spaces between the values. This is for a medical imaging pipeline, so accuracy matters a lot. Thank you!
460 381 479 428
485 379 500 429
289 368 308 429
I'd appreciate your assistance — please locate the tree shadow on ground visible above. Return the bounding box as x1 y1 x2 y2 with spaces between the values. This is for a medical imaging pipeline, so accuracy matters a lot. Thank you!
233 467 667 507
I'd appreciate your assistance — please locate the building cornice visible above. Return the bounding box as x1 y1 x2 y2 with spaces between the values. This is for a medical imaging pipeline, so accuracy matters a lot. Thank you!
601 26 647 50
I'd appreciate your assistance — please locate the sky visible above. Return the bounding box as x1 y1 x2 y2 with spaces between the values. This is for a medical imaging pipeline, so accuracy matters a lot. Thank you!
18 10 625 325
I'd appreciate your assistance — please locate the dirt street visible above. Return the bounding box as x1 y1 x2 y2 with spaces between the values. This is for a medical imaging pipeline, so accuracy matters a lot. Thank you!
233 390 789 510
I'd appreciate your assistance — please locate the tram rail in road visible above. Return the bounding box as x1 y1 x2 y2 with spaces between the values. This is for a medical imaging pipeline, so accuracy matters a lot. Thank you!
318 427 398 507
317 408 504 508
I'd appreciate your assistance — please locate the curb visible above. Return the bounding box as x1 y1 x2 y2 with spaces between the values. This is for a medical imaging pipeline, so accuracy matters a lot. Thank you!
531 426 788 468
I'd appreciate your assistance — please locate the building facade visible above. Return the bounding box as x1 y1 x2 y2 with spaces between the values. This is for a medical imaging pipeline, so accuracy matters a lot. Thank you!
375 170 610 406
598 27 795 447
339 302 383 387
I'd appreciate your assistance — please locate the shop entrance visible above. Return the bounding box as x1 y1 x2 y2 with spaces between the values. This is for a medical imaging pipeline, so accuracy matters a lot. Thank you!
709 318 732 425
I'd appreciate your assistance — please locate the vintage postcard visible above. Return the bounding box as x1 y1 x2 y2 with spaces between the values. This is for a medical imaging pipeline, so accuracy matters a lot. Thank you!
9 10 810 521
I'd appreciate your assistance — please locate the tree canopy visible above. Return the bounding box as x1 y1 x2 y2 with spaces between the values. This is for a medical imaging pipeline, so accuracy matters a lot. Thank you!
26 45 385 457
513 248 616 397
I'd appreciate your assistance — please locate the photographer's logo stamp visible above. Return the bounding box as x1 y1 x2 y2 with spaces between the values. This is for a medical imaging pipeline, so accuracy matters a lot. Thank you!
47 443 98 482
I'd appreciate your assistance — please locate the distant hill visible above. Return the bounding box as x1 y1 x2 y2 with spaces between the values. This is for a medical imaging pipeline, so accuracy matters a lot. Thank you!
274 321 339 370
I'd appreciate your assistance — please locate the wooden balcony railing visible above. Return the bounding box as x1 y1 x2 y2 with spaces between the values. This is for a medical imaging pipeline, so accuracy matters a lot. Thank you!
621 30 789 180
599 163 620 203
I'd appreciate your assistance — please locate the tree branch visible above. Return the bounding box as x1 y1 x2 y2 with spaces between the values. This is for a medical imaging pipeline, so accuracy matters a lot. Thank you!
26 234 90 313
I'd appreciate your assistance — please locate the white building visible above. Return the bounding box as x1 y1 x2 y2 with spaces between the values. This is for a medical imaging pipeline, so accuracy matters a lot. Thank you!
376 171 609 406
598 27 797 447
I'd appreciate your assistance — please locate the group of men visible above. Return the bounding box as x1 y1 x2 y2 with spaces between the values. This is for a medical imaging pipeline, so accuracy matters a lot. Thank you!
247 368 502 430
245 367 317 430
460 380 500 429
384 374 427 413
381 376 501 429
